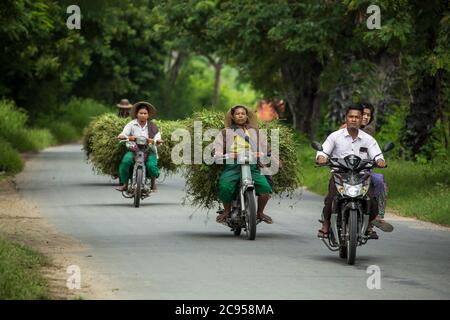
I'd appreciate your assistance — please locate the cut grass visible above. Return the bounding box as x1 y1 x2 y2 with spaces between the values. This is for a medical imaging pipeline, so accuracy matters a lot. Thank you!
297 143 450 227
0 237 51 299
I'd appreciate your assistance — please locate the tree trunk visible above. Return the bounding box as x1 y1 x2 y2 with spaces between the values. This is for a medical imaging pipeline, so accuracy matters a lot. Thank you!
167 50 187 88
436 70 448 149
280 57 322 138
205 55 222 109
401 74 439 158
212 62 222 109
163 50 188 116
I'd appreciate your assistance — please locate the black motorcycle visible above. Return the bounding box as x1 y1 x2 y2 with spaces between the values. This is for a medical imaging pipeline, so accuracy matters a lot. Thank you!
311 141 394 265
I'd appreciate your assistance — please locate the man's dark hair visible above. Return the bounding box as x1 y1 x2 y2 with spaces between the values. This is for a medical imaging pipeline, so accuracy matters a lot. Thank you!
345 104 364 115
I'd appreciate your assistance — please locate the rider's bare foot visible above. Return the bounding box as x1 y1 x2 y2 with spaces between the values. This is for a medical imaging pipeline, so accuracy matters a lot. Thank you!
257 213 273 224
115 184 128 192
151 178 157 192
366 224 379 239
216 211 230 223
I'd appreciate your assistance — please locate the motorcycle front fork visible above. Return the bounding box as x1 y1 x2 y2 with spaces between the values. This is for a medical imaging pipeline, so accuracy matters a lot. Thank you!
330 212 370 247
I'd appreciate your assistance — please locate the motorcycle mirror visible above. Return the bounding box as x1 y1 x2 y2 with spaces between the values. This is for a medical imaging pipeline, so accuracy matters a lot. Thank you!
383 142 395 153
311 141 323 151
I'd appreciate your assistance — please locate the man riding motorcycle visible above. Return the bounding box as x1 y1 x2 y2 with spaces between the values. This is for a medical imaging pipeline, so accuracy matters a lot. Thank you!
317 104 386 239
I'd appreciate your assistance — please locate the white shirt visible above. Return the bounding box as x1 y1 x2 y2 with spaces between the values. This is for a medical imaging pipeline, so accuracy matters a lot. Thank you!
120 119 161 141
120 119 162 158
316 128 384 161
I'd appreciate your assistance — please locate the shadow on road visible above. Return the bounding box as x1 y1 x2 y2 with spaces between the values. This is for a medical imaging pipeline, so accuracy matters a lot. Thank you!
56 202 182 208
172 230 308 242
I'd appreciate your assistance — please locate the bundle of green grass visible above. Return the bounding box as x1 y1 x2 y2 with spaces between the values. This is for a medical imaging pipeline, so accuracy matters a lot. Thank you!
182 110 302 209
82 114 182 178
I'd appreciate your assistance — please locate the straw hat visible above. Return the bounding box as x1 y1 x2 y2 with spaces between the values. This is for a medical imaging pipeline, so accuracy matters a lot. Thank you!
131 101 157 119
116 98 133 109
225 104 258 128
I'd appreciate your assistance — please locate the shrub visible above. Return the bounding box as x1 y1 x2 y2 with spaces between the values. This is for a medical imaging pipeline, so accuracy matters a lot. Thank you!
64 98 111 132
0 139 24 174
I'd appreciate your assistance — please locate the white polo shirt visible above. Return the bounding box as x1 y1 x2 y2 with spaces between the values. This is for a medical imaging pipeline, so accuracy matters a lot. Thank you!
316 128 384 161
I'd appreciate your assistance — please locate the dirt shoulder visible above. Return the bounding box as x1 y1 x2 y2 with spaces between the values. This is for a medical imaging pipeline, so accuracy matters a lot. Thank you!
0 177 110 299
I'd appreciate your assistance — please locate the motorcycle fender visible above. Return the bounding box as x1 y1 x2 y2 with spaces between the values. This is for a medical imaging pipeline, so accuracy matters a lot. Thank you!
240 184 255 210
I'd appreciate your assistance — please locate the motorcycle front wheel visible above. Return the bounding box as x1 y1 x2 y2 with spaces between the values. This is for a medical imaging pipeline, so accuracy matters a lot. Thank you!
346 209 358 265
244 190 257 240
134 167 143 208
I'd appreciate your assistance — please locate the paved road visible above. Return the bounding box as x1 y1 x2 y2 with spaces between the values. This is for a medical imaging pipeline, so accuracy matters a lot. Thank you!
16 144 450 299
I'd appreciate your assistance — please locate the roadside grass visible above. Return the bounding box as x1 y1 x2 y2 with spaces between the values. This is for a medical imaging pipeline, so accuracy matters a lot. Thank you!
65 97 111 132
296 138 450 227
0 98 110 299
0 237 51 299
12 128 56 152
35 98 111 144
43 121 79 144
0 98 110 175
0 139 24 174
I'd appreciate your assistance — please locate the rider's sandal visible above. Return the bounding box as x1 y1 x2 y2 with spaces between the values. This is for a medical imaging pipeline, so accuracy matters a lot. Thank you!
257 214 273 224
372 219 394 232
317 229 329 239
367 229 379 240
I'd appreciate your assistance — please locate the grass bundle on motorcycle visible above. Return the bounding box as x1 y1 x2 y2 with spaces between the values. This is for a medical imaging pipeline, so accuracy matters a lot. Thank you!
153 119 186 175
83 113 129 177
182 110 302 209
82 114 181 178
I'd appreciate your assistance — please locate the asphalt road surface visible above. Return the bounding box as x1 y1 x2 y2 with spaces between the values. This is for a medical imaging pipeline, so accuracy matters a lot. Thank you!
15 144 450 299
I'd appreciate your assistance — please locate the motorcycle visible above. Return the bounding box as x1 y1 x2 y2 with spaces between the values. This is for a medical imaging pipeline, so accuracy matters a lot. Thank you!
119 136 155 207
215 151 262 240
311 141 394 265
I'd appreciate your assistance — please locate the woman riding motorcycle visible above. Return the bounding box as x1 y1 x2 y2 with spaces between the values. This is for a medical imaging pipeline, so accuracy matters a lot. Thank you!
116 101 161 192
213 105 274 224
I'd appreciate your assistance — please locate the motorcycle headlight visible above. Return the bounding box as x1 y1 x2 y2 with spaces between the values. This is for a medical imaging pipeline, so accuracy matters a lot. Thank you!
343 183 363 197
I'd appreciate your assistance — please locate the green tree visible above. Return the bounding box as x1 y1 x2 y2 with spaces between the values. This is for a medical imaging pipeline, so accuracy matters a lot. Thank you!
70 0 166 106
0 0 91 116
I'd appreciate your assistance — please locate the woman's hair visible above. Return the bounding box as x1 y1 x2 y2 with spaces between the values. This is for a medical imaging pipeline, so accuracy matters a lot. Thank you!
131 101 156 119
135 104 150 115
230 105 249 124
359 102 375 126
230 105 249 116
